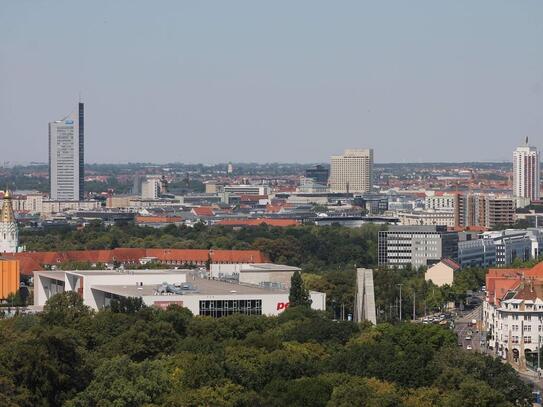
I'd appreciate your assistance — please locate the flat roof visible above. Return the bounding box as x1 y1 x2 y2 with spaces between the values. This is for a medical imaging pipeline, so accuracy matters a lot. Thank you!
239 263 300 272
36 269 192 277
92 275 289 297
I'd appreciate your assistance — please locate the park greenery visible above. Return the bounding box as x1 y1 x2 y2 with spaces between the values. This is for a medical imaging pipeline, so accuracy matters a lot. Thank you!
0 292 532 407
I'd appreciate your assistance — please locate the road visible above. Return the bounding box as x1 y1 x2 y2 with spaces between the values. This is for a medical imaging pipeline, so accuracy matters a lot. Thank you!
454 305 484 352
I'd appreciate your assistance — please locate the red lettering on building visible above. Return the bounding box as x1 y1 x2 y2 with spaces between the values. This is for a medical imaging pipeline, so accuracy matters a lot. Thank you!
276 302 289 311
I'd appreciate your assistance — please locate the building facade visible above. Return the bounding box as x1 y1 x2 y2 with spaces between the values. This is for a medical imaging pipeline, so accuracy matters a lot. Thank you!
378 225 459 269
305 165 329 185
33 269 326 316
0 191 20 253
454 193 515 229
49 103 84 201
329 149 373 193
513 142 540 201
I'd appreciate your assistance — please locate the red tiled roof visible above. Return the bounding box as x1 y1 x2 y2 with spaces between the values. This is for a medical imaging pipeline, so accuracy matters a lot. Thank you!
441 258 460 270
9 248 268 275
216 218 300 227
192 207 215 217
135 216 183 224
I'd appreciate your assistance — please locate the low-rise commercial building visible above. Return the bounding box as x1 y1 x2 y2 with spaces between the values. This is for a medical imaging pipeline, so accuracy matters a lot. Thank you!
33 269 326 316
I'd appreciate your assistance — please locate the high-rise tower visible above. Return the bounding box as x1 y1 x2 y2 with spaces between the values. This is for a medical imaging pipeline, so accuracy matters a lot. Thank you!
513 138 540 201
329 149 373 193
0 191 19 253
49 103 84 201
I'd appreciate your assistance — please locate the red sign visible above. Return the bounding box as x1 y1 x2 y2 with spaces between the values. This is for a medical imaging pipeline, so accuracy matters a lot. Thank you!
153 300 184 310
276 302 289 311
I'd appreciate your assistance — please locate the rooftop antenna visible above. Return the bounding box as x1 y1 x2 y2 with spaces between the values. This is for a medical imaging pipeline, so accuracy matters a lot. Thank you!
526 136 529 146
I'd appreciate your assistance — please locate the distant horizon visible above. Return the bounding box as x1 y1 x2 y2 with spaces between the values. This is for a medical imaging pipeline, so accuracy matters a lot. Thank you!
2 159 516 168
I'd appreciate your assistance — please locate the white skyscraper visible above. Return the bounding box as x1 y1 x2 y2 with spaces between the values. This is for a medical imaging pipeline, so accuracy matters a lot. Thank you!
329 149 374 193
513 139 540 201
49 103 84 201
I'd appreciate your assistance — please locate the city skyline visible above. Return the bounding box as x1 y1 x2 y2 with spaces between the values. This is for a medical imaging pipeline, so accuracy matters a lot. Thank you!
1 1 542 164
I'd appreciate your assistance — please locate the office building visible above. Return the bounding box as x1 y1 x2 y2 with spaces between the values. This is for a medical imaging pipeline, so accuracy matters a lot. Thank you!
305 165 329 185
0 191 20 253
513 140 540 201
458 238 497 268
33 269 326 316
378 225 459 269
396 210 455 227
482 230 532 266
49 103 84 201
329 149 373 193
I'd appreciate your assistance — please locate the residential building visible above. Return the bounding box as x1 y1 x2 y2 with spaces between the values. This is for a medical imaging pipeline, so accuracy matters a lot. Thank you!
329 149 373 193
454 193 515 229
424 258 460 287
141 177 162 199
425 193 456 212
513 140 540 201
483 263 543 369
48 103 84 201
378 225 459 269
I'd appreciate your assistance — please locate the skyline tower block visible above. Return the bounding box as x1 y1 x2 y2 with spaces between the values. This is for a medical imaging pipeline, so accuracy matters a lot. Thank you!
329 149 373 193
48 103 84 201
513 139 540 202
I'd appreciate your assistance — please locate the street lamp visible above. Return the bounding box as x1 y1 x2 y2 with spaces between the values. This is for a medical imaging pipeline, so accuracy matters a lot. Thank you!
397 284 403 321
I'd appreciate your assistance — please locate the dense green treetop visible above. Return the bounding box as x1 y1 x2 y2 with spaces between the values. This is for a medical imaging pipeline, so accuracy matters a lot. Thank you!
0 292 532 407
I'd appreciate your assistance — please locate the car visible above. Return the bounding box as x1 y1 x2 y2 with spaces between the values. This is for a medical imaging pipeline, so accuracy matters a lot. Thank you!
466 345 473 350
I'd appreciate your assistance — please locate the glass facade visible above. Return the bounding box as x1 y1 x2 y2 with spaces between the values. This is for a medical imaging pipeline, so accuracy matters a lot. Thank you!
199 299 262 317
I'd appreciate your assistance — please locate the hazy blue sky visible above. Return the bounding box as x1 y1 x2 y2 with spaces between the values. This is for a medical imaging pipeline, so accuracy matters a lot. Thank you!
1 1 542 164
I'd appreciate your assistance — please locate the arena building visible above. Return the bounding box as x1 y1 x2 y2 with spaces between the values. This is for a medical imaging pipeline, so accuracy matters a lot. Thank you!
33 269 326 317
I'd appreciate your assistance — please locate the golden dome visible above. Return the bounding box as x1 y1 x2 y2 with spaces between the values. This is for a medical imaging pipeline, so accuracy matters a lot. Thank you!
1 190 15 223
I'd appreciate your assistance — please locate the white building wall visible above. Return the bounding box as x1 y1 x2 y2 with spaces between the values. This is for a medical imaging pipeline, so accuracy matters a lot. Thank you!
49 114 80 201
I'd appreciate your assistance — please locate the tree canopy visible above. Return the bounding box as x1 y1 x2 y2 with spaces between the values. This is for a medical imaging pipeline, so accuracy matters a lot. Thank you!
0 292 532 407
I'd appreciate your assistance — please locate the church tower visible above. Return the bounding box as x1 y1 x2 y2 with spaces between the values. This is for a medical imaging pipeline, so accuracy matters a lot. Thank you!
0 191 19 253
